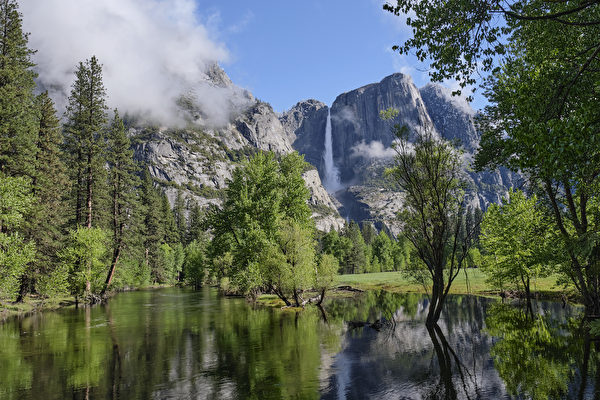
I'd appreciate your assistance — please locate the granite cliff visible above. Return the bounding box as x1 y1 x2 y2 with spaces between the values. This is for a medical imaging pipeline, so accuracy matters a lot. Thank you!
281 73 520 233
132 67 517 234
131 65 345 232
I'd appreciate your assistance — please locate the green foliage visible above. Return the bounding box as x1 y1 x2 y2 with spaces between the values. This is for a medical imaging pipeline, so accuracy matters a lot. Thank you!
0 0 38 178
315 253 338 291
157 243 184 284
63 56 108 228
207 151 316 301
485 304 575 400
0 232 35 300
372 231 394 272
0 175 35 300
386 0 600 314
0 174 33 230
265 219 316 305
21 92 70 298
361 221 377 245
173 190 186 244
387 125 470 323
184 239 208 288
103 109 142 293
60 227 109 299
480 190 553 295
343 221 367 274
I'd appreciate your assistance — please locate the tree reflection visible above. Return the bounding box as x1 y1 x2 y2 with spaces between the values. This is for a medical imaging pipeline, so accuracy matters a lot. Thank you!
485 303 600 399
424 323 480 400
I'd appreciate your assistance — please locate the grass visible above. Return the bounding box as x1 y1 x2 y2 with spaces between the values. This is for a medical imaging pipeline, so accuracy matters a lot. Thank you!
335 269 573 299
0 295 75 322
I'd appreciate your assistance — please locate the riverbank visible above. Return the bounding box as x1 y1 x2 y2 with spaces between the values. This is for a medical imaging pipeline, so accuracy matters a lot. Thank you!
2 270 577 320
0 295 75 322
335 269 576 301
0 284 177 322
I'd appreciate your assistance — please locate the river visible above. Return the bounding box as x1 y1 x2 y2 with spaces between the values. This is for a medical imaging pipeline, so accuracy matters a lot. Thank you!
0 287 594 399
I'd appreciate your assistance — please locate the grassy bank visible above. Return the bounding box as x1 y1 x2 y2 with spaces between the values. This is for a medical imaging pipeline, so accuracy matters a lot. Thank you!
335 269 574 300
0 296 76 322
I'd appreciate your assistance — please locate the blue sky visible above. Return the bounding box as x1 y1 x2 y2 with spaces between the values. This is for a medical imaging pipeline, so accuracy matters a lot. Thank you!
195 0 480 112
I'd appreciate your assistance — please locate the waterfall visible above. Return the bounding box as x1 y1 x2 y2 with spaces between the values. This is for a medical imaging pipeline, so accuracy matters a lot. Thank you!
323 109 342 192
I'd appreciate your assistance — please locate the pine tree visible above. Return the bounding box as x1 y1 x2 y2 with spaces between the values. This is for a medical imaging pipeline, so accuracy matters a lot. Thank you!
161 193 180 245
0 0 37 178
141 169 163 282
102 109 140 294
343 221 367 274
64 56 108 229
173 190 187 244
187 203 205 244
17 93 70 300
361 222 377 246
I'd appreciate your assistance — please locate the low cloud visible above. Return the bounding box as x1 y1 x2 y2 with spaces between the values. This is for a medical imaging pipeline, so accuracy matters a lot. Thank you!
332 106 360 130
350 140 397 160
20 0 252 126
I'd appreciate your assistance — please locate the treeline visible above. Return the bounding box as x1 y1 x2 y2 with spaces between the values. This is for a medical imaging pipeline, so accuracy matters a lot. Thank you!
319 206 482 275
0 1 204 303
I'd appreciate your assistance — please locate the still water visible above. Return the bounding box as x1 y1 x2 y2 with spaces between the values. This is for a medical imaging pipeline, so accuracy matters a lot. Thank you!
0 287 595 399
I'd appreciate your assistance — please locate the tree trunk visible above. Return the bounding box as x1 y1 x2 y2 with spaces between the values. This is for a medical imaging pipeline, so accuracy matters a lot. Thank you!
427 268 445 325
86 151 93 228
15 276 30 303
102 244 121 295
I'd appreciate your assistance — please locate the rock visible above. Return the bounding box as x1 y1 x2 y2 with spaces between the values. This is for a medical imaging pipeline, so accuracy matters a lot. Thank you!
132 67 345 232
281 99 329 170
282 73 522 228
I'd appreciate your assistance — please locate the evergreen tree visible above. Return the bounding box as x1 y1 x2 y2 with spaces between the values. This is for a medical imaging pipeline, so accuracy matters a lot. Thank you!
372 231 394 272
161 193 180 245
343 221 367 274
102 109 140 294
361 222 377 246
17 92 69 300
63 56 108 229
0 0 37 178
140 169 163 283
173 190 187 244
187 203 204 245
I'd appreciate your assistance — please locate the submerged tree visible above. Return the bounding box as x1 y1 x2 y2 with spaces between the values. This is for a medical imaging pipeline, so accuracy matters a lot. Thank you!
387 123 470 325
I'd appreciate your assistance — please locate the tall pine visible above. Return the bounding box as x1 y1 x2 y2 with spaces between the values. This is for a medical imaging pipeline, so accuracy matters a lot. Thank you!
102 109 140 293
64 56 108 229
141 169 163 282
173 190 187 244
0 0 37 178
17 93 70 300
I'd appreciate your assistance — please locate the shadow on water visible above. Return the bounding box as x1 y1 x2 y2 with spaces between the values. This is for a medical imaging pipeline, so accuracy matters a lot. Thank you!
0 287 599 399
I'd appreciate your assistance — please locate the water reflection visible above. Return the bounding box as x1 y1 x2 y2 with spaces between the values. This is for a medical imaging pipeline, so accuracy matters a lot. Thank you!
485 303 600 400
0 287 595 399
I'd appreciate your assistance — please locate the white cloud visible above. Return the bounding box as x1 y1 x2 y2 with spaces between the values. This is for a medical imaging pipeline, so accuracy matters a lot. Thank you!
350 140 396 160
20 0 250 126
332 106 360 130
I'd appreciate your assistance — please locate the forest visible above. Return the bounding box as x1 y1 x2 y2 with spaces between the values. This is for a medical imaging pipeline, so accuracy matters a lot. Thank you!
2 0 600 398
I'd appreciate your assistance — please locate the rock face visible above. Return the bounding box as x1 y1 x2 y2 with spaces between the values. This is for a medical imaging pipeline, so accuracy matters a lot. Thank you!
280 99 328 171
132 65 345 231
282 73 521 232
133 66 517 233
329 73 433 182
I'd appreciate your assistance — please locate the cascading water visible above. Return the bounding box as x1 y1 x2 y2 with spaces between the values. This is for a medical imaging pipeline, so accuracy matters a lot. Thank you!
322 109 342 192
